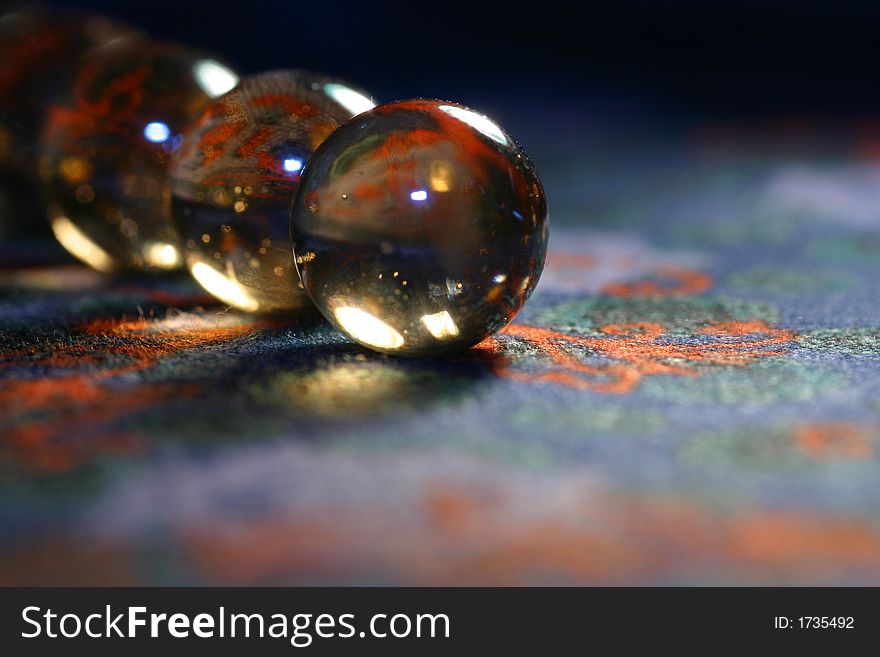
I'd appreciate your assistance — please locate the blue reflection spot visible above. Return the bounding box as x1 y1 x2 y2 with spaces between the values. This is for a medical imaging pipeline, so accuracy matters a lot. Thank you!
410 190 428 202
512 210 524 220
144 121 171 143
283 158 303 173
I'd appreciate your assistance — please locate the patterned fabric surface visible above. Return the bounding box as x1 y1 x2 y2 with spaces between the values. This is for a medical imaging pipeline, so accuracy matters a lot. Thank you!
2 111 880 585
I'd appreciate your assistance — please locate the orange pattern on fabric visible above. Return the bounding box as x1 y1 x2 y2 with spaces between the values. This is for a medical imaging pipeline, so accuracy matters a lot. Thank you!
0 314 277 472
0 541 140 586
476 320 796 394
793 422 875 460
171 486 880 586
601 266 713 297
548 252 597 269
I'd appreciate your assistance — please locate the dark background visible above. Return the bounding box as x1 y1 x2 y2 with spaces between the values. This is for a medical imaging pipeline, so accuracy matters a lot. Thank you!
37 0 880 121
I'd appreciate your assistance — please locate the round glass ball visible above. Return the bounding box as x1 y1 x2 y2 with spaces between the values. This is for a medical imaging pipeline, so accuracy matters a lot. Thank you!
0 6 141 239
290 99 549 355
169 70 375 312
0 5 141 174
38 39 239 272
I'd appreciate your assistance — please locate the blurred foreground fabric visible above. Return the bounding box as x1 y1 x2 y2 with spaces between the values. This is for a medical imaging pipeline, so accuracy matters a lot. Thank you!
2 113 880 585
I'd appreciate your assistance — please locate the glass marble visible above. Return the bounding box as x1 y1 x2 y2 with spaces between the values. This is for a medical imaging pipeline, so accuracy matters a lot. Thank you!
290 99 549 355
0 6 140 239
38 39 239 272
169 70 375 312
